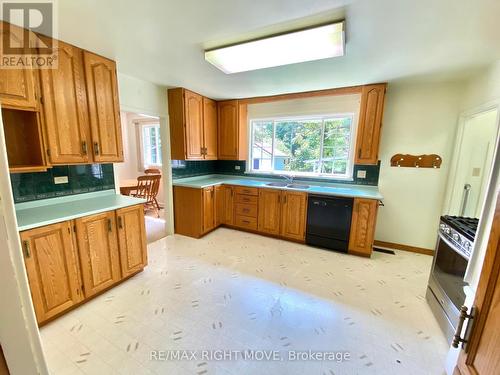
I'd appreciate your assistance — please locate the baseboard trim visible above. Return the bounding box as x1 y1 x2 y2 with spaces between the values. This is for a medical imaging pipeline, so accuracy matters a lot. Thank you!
374 240 434 256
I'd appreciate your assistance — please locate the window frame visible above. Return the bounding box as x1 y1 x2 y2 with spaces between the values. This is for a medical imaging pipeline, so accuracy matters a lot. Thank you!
247 113 357 180
136 120 162 170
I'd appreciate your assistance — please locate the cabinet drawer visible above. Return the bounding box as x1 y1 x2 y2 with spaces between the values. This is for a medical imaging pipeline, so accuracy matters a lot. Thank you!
235 194 258 204
234 186 258 196
234 215 257 230
235 203 258 218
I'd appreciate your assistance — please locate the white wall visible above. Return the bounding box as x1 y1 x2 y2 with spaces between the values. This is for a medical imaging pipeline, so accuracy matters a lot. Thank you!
117 72 168 117
375 81 463 250
460 60 500 111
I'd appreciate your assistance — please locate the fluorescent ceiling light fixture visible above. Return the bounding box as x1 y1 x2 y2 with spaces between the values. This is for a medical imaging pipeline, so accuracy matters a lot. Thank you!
205 21 345 74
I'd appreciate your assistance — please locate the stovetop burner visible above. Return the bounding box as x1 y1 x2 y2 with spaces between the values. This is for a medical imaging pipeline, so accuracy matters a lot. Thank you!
442 215 479 241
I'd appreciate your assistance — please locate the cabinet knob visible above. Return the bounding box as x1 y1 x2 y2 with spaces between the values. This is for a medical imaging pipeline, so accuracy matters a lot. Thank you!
94 142 100 155
82 141 88 155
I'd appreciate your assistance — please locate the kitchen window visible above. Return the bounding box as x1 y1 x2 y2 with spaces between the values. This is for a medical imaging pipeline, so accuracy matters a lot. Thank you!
249 114 356 179
141 123 162 167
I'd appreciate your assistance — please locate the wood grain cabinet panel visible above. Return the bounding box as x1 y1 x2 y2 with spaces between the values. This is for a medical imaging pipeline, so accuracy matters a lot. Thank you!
20 221 83 323
0 23 38 110
220 185 234 225
116 205 147 277
348 198 378 257
202 186 216 233
280 191 307 241
215 185 223 226
173 186 204 238
75 211 121 297
184 90 204 159
257 189 281 235
217 100 247 160
203 97 218 159
355 83 386 165
40 41 90 164
83 51 123 162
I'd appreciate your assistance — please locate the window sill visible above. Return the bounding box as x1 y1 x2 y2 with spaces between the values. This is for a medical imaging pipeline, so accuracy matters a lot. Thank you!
244 170 354 182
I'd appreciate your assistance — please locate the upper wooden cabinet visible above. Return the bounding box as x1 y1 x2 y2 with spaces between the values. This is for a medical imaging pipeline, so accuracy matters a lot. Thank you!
40 41 91 164
20 221 83 323
83 51 123 162
116 205 147 277
168 88 217 160
75 211 121 297
218 100 248 160
0 23 38 111
348 198 378 257
203 97 218 159
355 83 386 165
280 191 307 241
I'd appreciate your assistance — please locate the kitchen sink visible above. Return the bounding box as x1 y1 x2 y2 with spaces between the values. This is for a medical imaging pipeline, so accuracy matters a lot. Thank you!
266 182 288 187
286 184 310 189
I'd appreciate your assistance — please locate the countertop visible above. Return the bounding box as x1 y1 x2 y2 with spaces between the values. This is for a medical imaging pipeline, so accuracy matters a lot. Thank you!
15 190 146 231
172 174 383 201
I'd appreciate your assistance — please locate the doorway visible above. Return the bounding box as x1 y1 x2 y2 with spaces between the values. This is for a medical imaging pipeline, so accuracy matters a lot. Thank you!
115 111 168 243
446 108 500 218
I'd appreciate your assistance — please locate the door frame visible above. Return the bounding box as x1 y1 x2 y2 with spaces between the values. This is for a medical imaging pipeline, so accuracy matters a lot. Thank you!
117 105 174 236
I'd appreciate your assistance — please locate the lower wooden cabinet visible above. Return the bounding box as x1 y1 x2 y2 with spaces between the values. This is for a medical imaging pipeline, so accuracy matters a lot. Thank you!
20 204 147 324
258 189 281 235
280 191 307 241
348 198 379 257
202 186 216 233
219 185 234 225
20 221 83 323
116 205 148 277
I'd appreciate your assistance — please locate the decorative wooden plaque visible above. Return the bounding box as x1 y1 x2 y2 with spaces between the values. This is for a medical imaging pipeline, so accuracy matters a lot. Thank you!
390 154 442 168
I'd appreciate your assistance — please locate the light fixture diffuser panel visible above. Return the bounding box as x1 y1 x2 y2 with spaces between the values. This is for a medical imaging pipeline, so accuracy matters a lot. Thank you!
205 22 345 74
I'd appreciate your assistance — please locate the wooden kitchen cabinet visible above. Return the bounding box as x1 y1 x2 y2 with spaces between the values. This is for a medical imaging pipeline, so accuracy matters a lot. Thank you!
75 211 121 297
20 221 83 323
354 83 386 165
280 191 307 241
203 97 218 159
219 185 234 225
348 198 379 256
217 100 247 160
257 189 281 235
40 40 91 164
215 185 223 226
168 88 217 160
0 23 39 111
83 51 123 162
202 186 216 233
116 205 147 277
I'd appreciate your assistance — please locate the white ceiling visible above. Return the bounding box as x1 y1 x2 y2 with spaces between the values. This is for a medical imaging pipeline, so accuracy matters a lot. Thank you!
56 0 500 99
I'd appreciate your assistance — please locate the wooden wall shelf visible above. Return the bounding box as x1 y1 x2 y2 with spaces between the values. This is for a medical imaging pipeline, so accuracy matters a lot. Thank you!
390 154 442 168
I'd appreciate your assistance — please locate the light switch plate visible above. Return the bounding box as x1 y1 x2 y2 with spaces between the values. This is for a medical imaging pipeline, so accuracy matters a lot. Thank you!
54 176 69 184
357 170 367 179
235 165 241 170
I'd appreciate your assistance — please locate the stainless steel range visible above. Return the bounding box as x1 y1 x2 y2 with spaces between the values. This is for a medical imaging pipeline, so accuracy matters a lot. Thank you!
426 215 478 342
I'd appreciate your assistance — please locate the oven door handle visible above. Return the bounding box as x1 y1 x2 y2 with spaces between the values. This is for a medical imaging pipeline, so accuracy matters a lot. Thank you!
437 232 470 260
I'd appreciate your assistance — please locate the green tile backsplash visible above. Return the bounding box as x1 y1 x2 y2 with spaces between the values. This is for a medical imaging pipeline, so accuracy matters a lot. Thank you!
172 160 380 186
11 164 115 203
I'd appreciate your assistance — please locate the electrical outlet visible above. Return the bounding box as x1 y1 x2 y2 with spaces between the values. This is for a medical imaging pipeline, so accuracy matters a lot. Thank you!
235 165 241 170
357 170 367 179
54 176 69 184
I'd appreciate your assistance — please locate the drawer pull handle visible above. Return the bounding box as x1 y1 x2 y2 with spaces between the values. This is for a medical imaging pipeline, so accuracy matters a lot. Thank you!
243 208 250 213
94 142 100 155
82 141 88 155
242 220 250 224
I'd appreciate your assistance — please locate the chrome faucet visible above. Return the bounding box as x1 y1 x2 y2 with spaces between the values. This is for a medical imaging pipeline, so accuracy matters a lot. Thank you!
280 175 294 184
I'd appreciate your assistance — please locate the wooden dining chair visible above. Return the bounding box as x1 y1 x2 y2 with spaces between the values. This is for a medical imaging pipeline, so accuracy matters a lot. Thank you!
144 168 161 175
133 175 162 217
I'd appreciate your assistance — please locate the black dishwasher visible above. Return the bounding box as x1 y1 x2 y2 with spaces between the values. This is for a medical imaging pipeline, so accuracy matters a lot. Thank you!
306 195 353 252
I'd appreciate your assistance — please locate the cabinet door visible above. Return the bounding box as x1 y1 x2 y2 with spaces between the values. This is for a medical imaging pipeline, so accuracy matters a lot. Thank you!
75 211 121 297
0 23 38 110
348 198 378 256
83 51 123 162
203 97 218 160
215 185 223 226
40 41 90 164
20 221 83 323
355 84 386 165
221 185 234 225
184 90 204 159
258 189 281 235
218 100 239 160
116 205 147 277
202 186 215 233
280 191 307 241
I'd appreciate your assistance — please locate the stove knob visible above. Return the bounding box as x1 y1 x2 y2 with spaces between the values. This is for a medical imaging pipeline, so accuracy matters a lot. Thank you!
452 233 460 242
445 227 451 234
440 224 446 230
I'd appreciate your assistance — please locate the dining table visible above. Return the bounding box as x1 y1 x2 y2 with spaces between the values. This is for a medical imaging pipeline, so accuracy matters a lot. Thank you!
119 178 139 196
